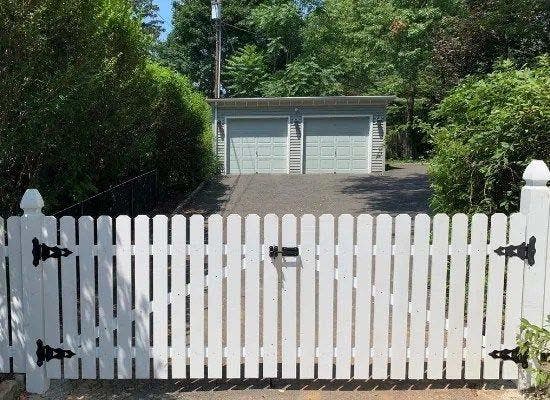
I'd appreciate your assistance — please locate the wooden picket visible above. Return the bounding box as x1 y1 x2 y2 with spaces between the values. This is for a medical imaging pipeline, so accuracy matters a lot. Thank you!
171 215 187 378
390 214 411 379
60 216 78 379
134 215 150 379
372 214 392 379
43 216 61 379
78 216 95 379
116 215 132 379
0 218 8 372
426 214 449 379
244 214 260 378
299 214 316 378
317 214 335 379
7 216 24 373
3 160 550 394
281 214 297 378
262 214 278 378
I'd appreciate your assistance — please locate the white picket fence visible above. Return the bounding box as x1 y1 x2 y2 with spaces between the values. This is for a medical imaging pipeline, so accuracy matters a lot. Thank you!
1 160 550 394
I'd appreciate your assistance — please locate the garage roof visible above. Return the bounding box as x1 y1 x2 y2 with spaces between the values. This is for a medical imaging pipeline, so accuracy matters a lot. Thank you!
208 96 395 107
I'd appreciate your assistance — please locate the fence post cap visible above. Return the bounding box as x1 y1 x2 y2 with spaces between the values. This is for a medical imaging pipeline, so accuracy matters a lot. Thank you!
20 189 44 215
523 160 550 186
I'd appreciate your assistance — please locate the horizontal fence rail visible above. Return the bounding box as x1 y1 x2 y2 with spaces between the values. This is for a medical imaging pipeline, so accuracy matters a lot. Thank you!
0 212 530 381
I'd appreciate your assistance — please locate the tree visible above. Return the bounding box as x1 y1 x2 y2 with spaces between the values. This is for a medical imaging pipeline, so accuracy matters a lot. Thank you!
261 58 342 96
428 57 550 214
225 45 268 97
0 0 214 215
433 0 550 91
247 1 304 69
158 0 265 94
223 1 342 97
132 0 164 39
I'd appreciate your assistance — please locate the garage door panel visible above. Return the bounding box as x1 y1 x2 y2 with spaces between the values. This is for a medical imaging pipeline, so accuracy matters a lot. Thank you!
271 159 287 172
319 159 335 171
228 118 288 174
336 160 351 170
256 145 272 156
336 146 351 157
336 136 352 144
305 117 369 173
353 159 367 169
272 146 287 157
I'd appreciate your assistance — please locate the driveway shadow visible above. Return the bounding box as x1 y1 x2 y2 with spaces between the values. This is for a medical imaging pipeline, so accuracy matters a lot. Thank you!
339 172 430 215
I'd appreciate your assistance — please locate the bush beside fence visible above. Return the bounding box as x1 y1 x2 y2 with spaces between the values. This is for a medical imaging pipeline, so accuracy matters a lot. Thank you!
0 0 216 217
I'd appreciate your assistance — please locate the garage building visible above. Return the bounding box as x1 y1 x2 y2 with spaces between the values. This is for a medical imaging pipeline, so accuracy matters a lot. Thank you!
209 96 395 174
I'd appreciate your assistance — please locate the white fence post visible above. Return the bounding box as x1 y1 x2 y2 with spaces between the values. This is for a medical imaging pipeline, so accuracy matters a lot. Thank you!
20 189 49 394
518 160 550 390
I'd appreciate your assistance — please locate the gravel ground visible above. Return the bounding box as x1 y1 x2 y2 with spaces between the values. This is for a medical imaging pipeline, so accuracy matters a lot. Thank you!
164 163 430 217
27 379 524 400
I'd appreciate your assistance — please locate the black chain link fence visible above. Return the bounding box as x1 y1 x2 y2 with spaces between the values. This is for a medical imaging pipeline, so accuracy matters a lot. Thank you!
53 171 159 218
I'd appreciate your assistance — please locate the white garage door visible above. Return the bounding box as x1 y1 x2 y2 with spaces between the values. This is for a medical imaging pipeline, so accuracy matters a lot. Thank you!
304 117 370 173
227 118 288 174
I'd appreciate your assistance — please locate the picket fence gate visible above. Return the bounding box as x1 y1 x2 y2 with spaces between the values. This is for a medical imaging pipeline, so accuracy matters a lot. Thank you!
1 160 550 394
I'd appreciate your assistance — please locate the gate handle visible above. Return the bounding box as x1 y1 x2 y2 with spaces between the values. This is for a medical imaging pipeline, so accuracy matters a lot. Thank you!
269 246 299 258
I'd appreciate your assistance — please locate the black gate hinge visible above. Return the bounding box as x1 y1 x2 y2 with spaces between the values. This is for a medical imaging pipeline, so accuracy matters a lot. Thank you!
488 347 529 368
35 339 76 367
32 237 73 267
269 246 299 258
494 236 536 266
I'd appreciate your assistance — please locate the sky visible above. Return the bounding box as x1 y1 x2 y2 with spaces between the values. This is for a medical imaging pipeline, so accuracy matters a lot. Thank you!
154 0 173 41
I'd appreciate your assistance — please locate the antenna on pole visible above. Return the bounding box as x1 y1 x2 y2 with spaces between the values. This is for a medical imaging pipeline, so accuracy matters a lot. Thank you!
211 0 222 99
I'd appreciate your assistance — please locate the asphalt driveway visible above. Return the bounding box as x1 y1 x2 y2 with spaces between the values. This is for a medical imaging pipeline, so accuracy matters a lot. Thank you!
171 163 430 216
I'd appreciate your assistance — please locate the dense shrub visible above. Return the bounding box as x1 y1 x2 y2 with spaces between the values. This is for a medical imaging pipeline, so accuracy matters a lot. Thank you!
0 0 215 215
428 56 550 214
147 63 216 192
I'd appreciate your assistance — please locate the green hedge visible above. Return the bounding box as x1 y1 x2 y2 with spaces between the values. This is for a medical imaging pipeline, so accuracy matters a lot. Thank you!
0 0 215 215
428 56 550 214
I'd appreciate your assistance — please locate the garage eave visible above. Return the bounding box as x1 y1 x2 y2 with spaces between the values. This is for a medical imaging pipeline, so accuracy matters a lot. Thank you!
207 96 396 108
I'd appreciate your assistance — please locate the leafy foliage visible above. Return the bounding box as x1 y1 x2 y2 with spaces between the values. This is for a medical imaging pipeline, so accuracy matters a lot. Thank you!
518 316 550 389
225 45 268 97
0 0 214 215
157 0 266 95
132 0 164 39
428 57 550 214
261 59 342 96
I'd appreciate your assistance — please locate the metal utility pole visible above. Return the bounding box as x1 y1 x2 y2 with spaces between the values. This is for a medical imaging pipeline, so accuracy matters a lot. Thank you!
211 0 222 99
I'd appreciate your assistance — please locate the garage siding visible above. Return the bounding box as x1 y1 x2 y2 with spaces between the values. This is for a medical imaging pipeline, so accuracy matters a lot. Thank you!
371 117 385 173
216 124 224 169
213 105 387 174
289 122 301 174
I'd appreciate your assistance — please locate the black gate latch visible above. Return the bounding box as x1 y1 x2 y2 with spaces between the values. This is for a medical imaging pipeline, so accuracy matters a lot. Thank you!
494 236 536 266
35 339 75 367
269 246 299 258
488 347 529 368
32 237 73 267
